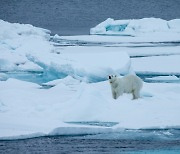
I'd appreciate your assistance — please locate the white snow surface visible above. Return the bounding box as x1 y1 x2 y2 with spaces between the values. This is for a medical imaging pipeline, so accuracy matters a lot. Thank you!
1 77 180 139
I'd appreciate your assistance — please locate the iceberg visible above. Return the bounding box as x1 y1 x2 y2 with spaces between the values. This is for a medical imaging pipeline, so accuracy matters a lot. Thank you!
90 18 180 36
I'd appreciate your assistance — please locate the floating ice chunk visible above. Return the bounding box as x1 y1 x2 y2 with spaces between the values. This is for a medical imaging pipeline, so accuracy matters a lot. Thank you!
90 18 131 35
146 75 179 81
90 18 180 35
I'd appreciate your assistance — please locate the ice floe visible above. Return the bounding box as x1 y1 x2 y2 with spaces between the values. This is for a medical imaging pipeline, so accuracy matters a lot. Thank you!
1 77 180 139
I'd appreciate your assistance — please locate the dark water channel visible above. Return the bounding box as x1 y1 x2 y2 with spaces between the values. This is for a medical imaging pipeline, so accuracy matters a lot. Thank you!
1 129 180 154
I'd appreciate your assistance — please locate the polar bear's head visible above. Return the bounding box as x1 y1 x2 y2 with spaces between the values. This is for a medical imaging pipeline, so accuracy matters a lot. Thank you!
108 75 117 84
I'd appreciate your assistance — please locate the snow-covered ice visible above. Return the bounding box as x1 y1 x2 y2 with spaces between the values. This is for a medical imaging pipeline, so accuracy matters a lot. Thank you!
1 19 180 140
131 55 180 75
0 19 132 82
1 77 180 139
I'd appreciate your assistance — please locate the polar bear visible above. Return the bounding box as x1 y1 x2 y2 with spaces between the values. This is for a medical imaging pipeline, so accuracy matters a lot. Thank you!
108 74 143 100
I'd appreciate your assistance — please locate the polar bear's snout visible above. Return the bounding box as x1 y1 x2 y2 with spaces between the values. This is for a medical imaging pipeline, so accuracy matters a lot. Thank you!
108 75 117 83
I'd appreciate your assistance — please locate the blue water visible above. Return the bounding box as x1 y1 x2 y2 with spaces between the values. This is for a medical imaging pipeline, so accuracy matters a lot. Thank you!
0 0 180 35
1 129 180 153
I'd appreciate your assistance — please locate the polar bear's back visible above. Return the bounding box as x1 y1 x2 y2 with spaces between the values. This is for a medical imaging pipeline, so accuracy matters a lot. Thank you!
122 74 143 93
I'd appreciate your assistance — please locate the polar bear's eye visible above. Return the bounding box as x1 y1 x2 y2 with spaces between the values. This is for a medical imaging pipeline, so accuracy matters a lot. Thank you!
109 76 111 79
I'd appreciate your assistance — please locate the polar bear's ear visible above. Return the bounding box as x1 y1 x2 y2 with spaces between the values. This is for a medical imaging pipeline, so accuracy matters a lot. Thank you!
108 75 111 79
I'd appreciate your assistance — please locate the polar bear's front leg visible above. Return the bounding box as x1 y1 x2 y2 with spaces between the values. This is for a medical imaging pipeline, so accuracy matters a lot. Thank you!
112 91 117 99
116 87 123 99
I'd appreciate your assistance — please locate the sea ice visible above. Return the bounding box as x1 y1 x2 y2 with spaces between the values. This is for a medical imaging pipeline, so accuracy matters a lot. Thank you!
131 55 180 75
1 19 180 140
0 20 133 82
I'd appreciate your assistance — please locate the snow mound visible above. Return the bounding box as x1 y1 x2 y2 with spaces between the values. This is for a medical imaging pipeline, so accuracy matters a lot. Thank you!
0 19 52 73
90 18 180 35
43 76 80 86
0 19 50 40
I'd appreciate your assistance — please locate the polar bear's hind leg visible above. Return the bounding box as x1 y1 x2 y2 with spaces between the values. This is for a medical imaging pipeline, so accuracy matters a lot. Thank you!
132 89 140 99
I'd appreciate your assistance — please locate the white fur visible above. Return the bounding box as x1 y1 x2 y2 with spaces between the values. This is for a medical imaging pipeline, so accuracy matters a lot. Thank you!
109 74 143 100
